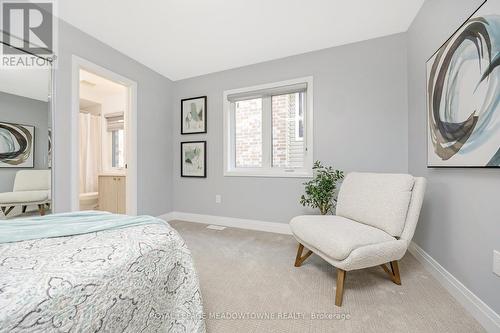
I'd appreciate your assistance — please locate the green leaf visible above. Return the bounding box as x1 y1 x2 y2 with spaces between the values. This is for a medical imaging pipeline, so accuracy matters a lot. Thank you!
299 161 344 214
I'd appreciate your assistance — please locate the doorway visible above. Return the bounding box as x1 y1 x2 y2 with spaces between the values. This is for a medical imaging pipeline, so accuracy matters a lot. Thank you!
71 57 137 215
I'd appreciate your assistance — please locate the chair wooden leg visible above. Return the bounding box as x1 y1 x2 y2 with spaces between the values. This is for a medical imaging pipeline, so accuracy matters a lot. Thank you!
390 261 401 285
381 260 401 285
22 205 27 213
335 268 346 307
38 204 46 216
294 243 313 267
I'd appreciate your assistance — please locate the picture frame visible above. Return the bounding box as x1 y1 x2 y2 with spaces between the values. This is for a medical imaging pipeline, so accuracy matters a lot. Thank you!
426 0 500 168
181 141 207 178
181 96 207 134
0 121 35 168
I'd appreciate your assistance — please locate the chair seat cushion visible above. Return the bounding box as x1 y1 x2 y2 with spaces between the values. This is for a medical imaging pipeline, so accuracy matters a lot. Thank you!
290 215 396 261
0 190 49 204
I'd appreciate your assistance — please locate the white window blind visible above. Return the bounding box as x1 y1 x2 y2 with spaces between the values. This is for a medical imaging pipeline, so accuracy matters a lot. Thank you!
105 112 124 132
226 83 307 102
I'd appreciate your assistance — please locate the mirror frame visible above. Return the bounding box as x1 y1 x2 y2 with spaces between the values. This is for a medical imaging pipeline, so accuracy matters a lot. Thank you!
0 40 56 214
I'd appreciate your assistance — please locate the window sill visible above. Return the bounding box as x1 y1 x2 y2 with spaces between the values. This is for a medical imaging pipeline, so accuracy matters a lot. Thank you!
224 169 312 178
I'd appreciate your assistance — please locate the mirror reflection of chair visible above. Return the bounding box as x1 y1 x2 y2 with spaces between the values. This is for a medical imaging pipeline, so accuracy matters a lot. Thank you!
0 170 51 217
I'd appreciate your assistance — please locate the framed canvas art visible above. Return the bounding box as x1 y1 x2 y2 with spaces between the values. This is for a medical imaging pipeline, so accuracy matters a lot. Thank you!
181 141 206 178
48 128 52 168
181 96 207 134
0 122 35 168
427 0 500 168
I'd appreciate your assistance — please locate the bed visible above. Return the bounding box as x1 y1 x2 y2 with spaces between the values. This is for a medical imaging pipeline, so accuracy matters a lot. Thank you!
0 211 206 333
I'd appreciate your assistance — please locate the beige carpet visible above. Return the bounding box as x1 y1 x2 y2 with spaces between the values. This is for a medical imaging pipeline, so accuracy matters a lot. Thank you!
169 220 484 333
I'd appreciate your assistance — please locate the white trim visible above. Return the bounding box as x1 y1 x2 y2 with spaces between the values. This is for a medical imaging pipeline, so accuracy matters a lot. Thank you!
409 242 500 333
159 211 499 332
222 168 313 178
223 76 314 178
294 92 305 142
262 96 272 169
49 61 56 212
71 55 138 215
160 211 292 235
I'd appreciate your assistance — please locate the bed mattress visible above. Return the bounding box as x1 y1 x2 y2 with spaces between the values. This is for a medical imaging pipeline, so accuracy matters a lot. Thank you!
0 221 205 332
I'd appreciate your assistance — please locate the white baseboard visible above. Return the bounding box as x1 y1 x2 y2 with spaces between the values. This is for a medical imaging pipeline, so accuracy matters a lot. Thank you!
409 242 500 333
159 211 292 235
159 211 498 332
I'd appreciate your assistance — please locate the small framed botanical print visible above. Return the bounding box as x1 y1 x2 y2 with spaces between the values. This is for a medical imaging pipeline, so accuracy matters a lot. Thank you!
181 96 207 134
181 141 206 178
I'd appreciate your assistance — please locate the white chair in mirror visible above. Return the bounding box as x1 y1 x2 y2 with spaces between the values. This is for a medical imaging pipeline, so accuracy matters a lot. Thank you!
0 170 51 217
290 172 426 307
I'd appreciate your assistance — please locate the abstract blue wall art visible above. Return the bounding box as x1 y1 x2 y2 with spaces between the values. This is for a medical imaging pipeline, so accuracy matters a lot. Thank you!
0 122 35 168
427 0 500 167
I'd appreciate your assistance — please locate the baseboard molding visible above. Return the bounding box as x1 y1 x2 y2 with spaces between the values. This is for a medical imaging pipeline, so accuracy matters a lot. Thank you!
159 211 498 332
159 211 292 235
409 242 500 333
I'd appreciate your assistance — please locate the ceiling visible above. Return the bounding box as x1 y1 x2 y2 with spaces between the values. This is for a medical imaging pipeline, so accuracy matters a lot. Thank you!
0 68 50 102
59 0 425 81
79 98 99 109
80 69 126 102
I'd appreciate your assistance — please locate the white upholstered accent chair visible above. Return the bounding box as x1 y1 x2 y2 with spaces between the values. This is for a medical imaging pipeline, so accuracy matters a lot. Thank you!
290 172 426 306
0 170 51 217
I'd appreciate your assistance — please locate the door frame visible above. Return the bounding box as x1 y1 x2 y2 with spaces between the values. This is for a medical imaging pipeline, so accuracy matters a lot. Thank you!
71 55 138 215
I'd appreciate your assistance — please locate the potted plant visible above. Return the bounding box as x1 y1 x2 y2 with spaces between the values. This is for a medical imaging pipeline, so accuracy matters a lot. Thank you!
300 161 344 215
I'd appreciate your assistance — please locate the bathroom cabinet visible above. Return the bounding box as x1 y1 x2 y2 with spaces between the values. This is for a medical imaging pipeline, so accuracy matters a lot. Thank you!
98 175 126 214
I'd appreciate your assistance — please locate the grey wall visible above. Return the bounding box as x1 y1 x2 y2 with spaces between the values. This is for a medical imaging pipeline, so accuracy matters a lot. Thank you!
0 92 49 192
31 2 500 320
407 0 500 314
54 20 174 216
172 33 408 222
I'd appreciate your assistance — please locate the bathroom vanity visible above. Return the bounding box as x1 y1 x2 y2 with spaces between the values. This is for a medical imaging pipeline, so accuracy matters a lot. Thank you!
98 174 126 214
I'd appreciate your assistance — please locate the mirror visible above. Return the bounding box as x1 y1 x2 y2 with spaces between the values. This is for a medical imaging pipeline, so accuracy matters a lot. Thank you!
0 43 53 219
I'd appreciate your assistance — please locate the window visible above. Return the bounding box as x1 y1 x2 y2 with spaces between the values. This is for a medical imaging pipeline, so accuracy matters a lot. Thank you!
111 129 124 168
224 77 313 177
235 98 262 168
294 92 304 141
105 112 125 169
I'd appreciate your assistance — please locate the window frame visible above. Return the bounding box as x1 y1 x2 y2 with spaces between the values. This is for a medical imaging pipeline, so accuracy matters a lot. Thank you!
294 92 305 142
111 128 125 170
223 76 314 178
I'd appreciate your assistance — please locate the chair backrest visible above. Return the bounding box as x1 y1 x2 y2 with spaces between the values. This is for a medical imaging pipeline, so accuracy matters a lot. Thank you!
336 172 426 239
399 177 426 242
13 170 51 192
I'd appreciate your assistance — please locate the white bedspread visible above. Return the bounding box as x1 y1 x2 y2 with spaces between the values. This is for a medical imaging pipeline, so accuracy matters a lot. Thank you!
0 223 206 332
